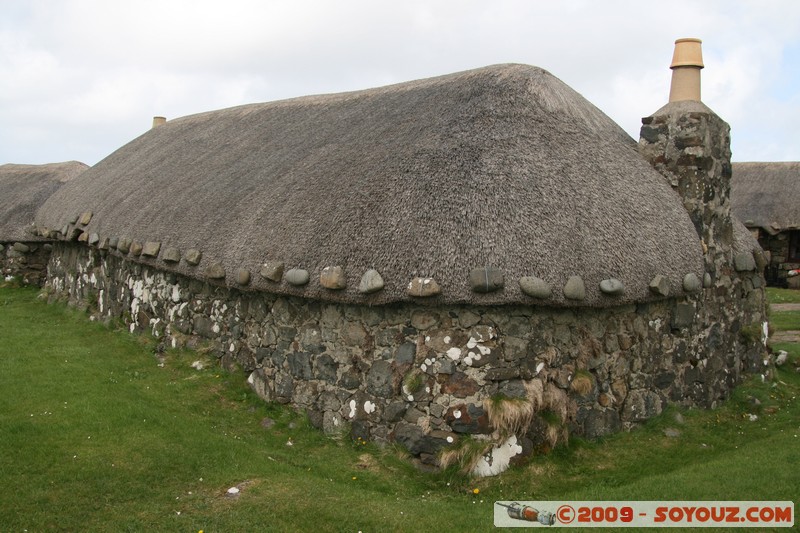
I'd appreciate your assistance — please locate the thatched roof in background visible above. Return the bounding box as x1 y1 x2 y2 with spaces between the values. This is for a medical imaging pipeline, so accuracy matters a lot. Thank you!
731 162 800 234
37 64 703 306
732 216 762 255
1 161 88 242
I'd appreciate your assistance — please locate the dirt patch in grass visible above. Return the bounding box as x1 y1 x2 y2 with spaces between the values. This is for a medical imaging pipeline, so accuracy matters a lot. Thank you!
771 330 800 343
771 303 800 312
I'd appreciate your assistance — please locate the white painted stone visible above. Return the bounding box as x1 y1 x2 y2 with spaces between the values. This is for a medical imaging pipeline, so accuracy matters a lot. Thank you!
446 347 462 360
471 435 523 477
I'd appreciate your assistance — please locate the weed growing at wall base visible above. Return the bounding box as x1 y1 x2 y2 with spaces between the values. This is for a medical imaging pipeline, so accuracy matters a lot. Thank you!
0 286 797 531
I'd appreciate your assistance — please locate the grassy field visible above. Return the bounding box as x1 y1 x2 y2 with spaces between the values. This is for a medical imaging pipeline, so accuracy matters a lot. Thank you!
0 285 798 531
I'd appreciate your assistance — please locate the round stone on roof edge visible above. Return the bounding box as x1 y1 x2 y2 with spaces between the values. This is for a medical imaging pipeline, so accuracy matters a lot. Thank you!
649 274 670 296
184 249 202 266
205 262 226 280
141 241 161 258
407 277 441 297
469 266 504 293
162 247 181 263
519 276 551 298
359 269 384 294
260 261 284 282
236 269 251 286
683 273 702 292
117 238 131 254
285 268 310 286
563 276 586 300
599 278 625 296
320 266 346 290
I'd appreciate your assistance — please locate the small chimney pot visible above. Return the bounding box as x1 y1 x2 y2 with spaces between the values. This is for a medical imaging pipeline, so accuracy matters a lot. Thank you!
152 116 167 128
668 38 704 103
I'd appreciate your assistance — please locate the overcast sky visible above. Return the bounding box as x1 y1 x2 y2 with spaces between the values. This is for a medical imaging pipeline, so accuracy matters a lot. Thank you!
2 0 799 166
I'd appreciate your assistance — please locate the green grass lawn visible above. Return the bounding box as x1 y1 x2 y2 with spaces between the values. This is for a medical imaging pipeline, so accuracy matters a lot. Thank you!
0 286 798 531
767 287 800 304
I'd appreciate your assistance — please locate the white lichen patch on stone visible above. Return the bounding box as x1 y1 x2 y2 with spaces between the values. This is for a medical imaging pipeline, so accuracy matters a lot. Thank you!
471 435 523 477
364 400 376 414
463 352 481 366
446 436 454 443
453 409 462 419
446 347 462 360
761 321 769 346
348 400 357 418
535 362 545 375
443 336 451 344
420 363 427 372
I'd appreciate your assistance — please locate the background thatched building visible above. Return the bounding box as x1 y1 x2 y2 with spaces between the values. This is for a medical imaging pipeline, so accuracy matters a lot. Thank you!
0 161 87 284
731 162 800 287
35 43 769 475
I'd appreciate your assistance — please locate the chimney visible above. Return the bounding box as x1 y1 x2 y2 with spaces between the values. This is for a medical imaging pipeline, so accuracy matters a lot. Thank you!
639 38 733 282
152 116 167 129
668 38 704 102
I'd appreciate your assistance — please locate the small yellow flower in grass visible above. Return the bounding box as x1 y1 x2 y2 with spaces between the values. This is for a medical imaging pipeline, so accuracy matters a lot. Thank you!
352 476 357 480
472 488 480 495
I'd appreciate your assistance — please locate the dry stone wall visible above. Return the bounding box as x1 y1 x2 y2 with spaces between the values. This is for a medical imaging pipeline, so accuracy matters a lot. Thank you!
45 242 769 470
1 241 52 285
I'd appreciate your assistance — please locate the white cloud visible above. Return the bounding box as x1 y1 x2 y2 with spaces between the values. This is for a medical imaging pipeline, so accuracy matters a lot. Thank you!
1 0 799 164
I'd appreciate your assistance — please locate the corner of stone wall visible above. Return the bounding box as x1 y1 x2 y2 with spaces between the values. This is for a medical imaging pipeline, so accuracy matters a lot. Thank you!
1 241 53 286
638 104 770 387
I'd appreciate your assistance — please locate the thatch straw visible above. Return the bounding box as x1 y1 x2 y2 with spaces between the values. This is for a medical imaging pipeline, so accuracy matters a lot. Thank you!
37 64 702 306
1 161 87 241
731 162 800 234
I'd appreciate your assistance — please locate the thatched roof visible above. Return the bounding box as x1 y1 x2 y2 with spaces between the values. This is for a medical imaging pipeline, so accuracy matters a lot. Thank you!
732 216 762 255
731 162 800 234
37 64 703 306
1 161 88 242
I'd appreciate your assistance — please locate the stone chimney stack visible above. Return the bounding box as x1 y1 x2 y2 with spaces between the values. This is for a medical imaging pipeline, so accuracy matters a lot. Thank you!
638 38 733 282
152 116 167 129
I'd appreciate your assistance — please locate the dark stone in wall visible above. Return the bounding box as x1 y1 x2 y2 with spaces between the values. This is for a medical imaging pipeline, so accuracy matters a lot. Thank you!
313 353 338 383
288 352 312 379
366 360 394 398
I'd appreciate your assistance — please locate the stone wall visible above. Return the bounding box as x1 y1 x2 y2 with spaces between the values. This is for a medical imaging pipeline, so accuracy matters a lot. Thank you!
756 231 800 289
44 242 769 472
1 241 52 285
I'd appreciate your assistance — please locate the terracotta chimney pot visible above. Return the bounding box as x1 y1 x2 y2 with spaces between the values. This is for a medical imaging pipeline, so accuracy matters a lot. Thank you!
669 38 704 102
